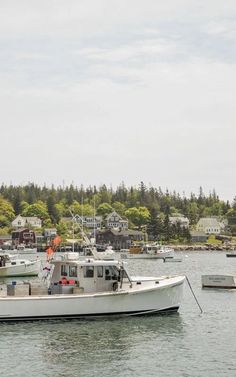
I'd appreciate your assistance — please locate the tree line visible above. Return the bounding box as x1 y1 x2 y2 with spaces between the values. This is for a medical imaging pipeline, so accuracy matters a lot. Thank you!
0 182 236 242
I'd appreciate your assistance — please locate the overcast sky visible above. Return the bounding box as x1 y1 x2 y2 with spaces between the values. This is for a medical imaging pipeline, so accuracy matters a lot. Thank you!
0 0 236 201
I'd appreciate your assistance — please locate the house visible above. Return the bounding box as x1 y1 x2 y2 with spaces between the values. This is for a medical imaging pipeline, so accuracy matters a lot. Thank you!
11 215 42 229
169 214 190 228
96 229 144 250
196 217 225 235
12 228 36 246
83 216 102 230
106 211 128 230
61 216 102 230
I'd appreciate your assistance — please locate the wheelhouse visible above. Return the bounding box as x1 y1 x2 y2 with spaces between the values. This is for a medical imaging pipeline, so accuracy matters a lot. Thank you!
50 256 130 294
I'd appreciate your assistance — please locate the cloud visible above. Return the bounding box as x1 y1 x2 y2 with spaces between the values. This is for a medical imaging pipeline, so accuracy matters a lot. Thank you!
0 1 236 199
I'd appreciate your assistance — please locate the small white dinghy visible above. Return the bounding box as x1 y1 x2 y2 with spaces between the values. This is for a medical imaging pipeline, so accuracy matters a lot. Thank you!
0 254 41 277
201 275 236 289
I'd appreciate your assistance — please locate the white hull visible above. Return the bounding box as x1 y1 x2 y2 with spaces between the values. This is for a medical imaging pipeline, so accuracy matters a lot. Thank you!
7 248 37 255
0 276 185 321
122 251 173 260
0 260 41 277
202 274 236 289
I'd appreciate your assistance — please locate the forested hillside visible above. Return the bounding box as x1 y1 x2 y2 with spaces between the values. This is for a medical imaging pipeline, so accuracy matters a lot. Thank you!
0 182 235 241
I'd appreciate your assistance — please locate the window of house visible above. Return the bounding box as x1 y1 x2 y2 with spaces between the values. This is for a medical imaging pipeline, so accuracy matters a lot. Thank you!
69 265 77 277
84 266 94 278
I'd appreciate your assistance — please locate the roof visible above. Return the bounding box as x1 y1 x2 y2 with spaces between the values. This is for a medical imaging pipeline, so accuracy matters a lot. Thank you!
24 217 41 221
52 255 120 267
12 215 41 222
106 211 127 221
197 218 221 227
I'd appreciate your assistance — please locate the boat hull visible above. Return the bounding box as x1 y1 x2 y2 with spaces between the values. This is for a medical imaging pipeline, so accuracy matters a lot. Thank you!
121 252 173 260
0 260 41 277
0 276 185 321
6 248 37 255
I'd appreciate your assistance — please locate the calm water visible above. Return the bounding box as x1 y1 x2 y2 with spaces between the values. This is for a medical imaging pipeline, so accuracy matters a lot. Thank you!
0 251 236 377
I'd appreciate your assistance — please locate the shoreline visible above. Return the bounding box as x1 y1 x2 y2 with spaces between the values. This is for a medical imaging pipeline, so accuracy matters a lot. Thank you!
172 244 236 252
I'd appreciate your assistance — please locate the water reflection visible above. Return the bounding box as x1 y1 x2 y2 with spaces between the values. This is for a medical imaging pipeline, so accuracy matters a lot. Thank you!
41 314 183 362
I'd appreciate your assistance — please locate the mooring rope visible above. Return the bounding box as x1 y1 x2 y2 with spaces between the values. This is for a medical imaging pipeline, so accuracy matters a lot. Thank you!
185 275 203 314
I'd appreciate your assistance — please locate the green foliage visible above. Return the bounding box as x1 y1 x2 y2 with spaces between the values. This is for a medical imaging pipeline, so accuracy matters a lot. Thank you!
97 203 113 217
47 194 60 224
0 182 235 240
22 201 49 221
56 220 69 237
112 201 126 216
0 196 15 223
69 201 94 217
0 215 10 227
125 207 150 229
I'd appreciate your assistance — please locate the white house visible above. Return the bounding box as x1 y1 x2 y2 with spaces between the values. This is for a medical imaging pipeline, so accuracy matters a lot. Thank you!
169 214 190 228
83 216 102 230
196 217 225 235
11 215 42 229
43 228 57 238
61 216 102 230
106 211 128 230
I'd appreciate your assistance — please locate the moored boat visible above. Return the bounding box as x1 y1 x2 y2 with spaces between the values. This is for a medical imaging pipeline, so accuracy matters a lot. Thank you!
226 253 236 258
5 245 38 255
121 243 174 260
0 253 41 277
0 248 185 321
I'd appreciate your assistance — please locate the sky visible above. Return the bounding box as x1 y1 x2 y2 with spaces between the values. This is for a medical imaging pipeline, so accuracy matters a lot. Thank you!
0 0 236 201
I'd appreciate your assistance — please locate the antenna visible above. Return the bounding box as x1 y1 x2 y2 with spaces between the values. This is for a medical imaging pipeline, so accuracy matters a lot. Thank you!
93 197 96 241
81 196 84 236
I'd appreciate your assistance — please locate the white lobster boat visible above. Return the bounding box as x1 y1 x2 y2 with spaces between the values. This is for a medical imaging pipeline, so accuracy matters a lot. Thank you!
7 245 38 255
0 248 185 321
0 254 41 277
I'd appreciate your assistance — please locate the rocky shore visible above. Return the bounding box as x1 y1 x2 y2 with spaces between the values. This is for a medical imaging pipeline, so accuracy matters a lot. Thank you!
173 244 236 251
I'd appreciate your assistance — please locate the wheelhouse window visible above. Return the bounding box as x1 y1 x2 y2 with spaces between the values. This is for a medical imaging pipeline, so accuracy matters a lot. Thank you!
84 266 94 278
97 266 103 278
105 266 119 281
69 265 77 277
61 265 67 276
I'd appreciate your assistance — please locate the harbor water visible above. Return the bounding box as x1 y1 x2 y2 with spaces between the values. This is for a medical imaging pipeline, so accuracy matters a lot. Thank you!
0 251 236 377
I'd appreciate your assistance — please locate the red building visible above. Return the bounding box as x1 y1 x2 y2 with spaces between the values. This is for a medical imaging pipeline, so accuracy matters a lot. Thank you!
12 228 36 246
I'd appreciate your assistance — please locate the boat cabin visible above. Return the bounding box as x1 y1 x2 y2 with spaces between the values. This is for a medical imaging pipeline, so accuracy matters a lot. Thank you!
142 245 160 254
0 254 26 268
50 254 130 294
0 254 11 267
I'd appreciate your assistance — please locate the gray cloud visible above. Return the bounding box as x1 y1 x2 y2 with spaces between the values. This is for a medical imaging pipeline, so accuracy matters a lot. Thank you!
0 0 236 200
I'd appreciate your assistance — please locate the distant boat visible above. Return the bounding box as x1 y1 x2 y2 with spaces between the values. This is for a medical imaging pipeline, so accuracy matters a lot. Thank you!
226 252 236 258
121 244 174 260
201 274 236 289
5 245 37 255
0 253 41 277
